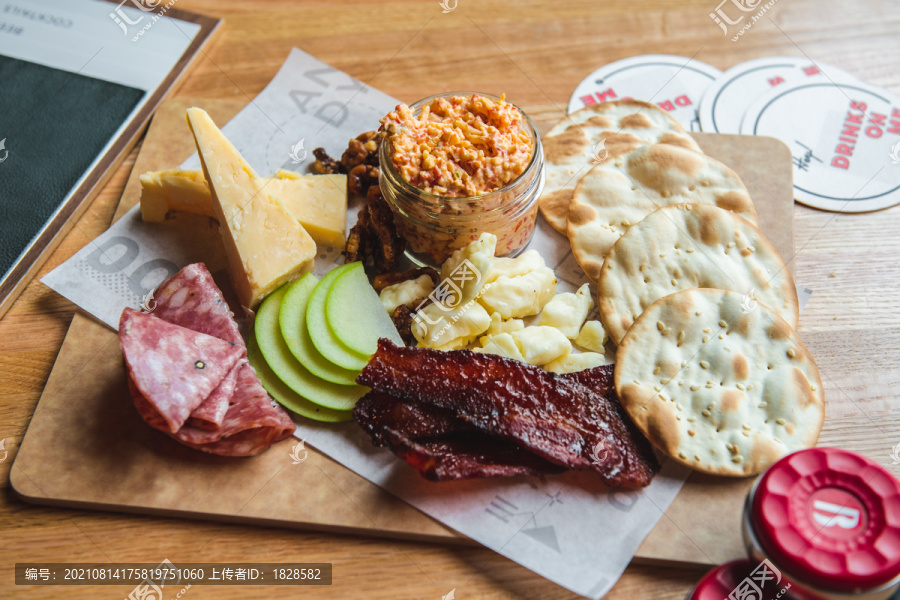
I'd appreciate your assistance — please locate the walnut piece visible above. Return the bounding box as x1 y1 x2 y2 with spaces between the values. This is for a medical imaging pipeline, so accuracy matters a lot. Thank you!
348 164 379 197
313 131 381 184
321 130 405 273
392 298 431 347
343 190 405 273
312 147 341 175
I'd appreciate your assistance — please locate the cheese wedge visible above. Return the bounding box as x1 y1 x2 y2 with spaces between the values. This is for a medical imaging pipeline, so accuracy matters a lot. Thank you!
139 169 212 221
186 107 316 308
139 169 346 248
265 170 346 248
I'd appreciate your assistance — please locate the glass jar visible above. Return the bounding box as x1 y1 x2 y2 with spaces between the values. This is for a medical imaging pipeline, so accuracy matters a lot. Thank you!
378 92 545 268
687 448 900 600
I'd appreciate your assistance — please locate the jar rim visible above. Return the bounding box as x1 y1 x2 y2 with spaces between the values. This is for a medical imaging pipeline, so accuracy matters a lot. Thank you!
379 91 543 205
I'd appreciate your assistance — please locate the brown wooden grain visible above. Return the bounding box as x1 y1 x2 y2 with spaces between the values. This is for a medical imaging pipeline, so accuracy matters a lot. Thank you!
3 1 900 598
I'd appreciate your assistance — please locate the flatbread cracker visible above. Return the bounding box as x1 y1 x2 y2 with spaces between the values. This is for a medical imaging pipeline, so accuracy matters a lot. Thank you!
567 143 756 283
615 288 824 477
539 100 702 233
598 203 798 345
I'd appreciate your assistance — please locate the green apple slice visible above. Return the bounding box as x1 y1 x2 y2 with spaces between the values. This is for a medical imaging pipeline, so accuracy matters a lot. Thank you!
255 285 367 411
326 262 404 355
247 335 352 422
280 273 360 386
306 264 369 371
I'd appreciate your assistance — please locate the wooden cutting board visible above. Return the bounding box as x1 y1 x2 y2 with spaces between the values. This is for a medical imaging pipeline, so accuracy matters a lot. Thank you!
12 98 802 567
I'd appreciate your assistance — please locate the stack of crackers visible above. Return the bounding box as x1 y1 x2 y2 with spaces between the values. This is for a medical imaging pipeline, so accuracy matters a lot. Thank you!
539 100 824 477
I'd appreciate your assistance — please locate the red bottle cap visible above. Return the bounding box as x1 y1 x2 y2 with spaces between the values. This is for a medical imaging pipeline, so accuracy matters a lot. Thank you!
689 559 799 600
688 560 761 599
751 447 900 593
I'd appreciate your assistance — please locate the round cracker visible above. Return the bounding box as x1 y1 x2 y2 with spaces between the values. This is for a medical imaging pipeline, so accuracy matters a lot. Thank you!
598 203 798 345
567 143 756 283
615 288 824 477
539 100 703 233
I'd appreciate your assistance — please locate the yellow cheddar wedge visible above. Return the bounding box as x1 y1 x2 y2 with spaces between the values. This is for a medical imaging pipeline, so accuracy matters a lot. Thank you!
139 169 212 221
186 107 316 309
267 170 346 248
139 169 346 248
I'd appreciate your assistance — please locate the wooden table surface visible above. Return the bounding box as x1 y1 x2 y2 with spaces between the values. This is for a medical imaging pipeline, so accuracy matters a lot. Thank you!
3 1 900 598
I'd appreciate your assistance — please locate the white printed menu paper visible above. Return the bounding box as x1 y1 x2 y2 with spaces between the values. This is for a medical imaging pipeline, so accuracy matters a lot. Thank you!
43 48 691 599
0 0 215 321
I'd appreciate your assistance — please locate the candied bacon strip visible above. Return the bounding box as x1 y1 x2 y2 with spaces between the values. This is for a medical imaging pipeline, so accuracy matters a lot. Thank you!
355 392 471 445
383 430 565 481
562 363 656 477
354 392 562 481
365 182 383 204
357 340 659 488
355 370 617 447
565 363 615 398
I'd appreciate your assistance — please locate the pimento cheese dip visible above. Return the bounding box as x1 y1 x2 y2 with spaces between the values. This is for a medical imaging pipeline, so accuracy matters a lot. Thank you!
380 94 534 197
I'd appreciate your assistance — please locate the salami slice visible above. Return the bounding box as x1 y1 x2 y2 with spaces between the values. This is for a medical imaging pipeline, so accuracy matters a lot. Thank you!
186 360 241 430
128 376 169 432
122 263 296 457
148 263 243 428
130 361 296 456
149 263 244 347
120 308 245 434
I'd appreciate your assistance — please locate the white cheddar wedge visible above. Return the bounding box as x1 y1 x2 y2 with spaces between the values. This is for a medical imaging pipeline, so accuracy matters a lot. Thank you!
139 168 347 248
186 107 316 309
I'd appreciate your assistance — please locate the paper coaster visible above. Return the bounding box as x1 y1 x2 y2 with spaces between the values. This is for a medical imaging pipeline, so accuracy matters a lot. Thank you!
741 79 900 212
699 56 857 134
567 54 721 131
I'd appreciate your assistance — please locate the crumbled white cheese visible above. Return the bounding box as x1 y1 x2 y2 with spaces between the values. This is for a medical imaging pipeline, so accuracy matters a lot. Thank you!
473 332 526 361
575 320 609 353
539 283 594 338
380 275 434 314
510 326 571 366
545 351 606 374
478 267 557 319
